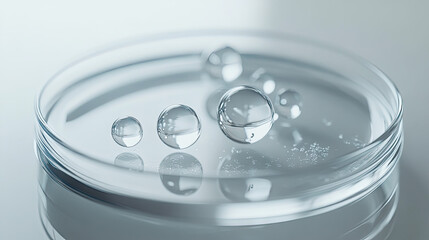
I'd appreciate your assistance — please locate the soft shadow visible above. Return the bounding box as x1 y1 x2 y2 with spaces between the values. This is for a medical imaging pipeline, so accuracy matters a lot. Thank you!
389 160 429 240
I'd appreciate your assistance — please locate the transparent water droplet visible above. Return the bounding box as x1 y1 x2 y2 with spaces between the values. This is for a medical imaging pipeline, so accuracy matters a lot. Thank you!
205 88 228 120
250 68 276 94
203 46 243 83
111 116 143 147
159 152 203 196
157 104 201 149
217 86 274 144
114 152 144 171
275 89 303 119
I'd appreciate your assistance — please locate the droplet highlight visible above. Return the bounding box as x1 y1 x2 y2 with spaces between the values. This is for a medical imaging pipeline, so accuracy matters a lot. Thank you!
111 116 143 147
217 86 275 144
275 89 303 119
157 104 201 149
203 46 243 83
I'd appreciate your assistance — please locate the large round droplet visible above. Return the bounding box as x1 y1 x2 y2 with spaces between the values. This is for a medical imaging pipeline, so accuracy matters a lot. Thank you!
157 104 201 149
203 46 243 83
159 153 203 196
217 86 275 144
275 89 303 119
114 152 144 171
111 116 143 147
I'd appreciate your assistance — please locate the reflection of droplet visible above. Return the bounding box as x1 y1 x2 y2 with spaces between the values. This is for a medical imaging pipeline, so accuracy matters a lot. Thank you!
159 153 203 196
244 178 272 201
292 129 303 146
206 88 228 120
217 86 274 144
275 89 303 119
114 152 144 171
203 46 243 83
157 105 201 149
111 116 143 147
219 148 276 202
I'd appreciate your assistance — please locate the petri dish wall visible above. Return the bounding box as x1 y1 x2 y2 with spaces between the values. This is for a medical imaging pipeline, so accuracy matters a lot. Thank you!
34 31 403 239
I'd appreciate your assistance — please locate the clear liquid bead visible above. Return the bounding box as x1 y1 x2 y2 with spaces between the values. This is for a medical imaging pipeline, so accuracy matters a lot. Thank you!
159 152 203 196
111 116 143 147
157 104 201 149
203 46 243 83
275 89 303 119
217 86 275 144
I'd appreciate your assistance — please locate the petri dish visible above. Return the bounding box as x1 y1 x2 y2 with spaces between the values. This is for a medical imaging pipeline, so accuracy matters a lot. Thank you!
34 31 403 239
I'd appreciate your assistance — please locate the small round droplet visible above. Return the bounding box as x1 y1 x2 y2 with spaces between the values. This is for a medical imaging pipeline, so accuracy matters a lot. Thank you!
203 46 243 83
157 105 201 149
111 116 143 147
159 153 203 196
115 152 144 171
251 68 276 94
217 86 275 144
275 89 303 119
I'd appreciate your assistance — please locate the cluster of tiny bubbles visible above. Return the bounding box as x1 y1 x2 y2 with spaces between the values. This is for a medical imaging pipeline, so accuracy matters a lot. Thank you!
275 89 303 119
217 86 275 144
159 152 203 196
205 88 228 120
250 68 276 95
157 104 201 149
114 152 144 172
111 116 143 147
203 46 243 83
218 148 276 202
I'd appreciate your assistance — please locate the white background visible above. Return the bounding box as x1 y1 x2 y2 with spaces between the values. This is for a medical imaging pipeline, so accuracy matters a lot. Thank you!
1 1 428 239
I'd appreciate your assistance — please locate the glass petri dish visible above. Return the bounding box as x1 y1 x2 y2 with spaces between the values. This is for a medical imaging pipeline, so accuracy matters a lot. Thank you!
34 31 403 234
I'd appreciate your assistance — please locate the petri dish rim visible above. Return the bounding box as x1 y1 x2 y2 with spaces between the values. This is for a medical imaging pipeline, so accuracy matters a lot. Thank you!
34 30 403 172
34 30 404 225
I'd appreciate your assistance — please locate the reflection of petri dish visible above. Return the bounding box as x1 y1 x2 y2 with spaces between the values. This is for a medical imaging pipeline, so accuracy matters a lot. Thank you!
34 32 403 230
38 160 398 240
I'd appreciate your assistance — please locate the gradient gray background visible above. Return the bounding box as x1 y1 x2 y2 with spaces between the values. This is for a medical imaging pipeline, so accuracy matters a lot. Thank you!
1 1 428 239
